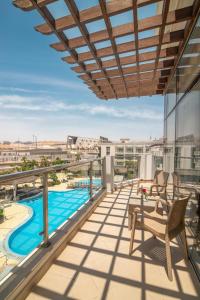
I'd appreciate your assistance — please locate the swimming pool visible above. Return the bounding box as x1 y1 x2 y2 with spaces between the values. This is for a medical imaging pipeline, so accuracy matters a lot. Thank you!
8 189 90 256
76 178 102 186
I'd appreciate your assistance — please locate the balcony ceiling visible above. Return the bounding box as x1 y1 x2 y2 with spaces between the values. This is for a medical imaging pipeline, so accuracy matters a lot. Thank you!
13 0 200 100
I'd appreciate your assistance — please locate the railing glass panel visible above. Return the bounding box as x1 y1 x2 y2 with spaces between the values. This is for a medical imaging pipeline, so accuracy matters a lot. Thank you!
0 159 104 282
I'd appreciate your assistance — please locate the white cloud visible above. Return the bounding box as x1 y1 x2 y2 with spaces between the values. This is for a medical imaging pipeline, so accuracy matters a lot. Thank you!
0 94 163 121
0 71 87 91
0 87 49 94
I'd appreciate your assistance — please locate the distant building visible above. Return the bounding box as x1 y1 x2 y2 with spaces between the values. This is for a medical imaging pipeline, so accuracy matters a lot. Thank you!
67 135 110 150
0 148 75 170
100 139 164 180
67 135 99 150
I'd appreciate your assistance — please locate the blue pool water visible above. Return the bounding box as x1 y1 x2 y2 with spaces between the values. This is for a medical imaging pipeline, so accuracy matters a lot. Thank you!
77 178 102 185
8 189 90 256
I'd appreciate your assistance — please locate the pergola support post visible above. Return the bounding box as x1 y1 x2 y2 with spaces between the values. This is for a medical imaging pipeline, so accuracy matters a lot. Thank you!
103 156 114 193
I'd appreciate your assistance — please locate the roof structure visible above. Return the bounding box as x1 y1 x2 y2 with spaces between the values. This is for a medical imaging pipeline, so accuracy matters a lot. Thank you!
13 0 200 100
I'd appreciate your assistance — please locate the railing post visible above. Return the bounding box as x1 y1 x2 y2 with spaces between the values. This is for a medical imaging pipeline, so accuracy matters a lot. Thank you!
42 173 50 247
103 156 114 193
102 157 106 189
89 161 93 200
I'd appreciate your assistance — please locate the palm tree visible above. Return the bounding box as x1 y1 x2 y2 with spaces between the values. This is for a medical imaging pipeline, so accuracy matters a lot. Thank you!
75 153 81 162
40 156 50 167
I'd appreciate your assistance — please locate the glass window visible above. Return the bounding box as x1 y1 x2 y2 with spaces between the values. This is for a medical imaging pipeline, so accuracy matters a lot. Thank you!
115 154 124 160
176 82 200 144
177 16 200 100
166 110 175 144
136 147 143 153
116 147 124 153
165 78 176 115
106 147 110 155
125 147 133 153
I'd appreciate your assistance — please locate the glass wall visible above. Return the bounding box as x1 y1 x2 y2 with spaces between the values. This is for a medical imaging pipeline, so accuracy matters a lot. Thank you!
164 16 200 278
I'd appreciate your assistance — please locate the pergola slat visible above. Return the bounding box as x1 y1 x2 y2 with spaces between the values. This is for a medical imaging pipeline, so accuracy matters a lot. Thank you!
85 70 168 87
12 0 199 100
63 29 184 64
153 0 170 94
64 0 118 99
49 6 193 50
71 46 178 73
89 80 165 91
26 0 108 99
99 0 129 97
79 59 174 80
13 0 57 11
94 88 163 99
34 0 161 34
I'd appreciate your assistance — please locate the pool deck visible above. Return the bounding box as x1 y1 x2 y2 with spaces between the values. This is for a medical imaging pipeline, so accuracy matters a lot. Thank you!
0 203 30 272
0 203 29 246
25 186 200 300
48 182 69 191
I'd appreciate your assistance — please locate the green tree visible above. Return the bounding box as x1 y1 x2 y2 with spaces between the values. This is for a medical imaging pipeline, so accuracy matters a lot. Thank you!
75 153 81 162
48 172 60 186
19 157 38 171
52 157 64 165
40 156 50 168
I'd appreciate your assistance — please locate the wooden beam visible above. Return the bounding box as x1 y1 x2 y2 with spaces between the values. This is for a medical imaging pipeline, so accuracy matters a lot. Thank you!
34 0 161 34
94 88 163 99
71 46 178 73
90 80 165 92
164 0 200 93
28 0 107 99
64 0 117 99
13 0 57 11
13 0 199 101
63 30 184 63
49 6 193 50
153 0 170 94
79 59 174 80
98 0 128 97
85 71 168 87
132 0 140 96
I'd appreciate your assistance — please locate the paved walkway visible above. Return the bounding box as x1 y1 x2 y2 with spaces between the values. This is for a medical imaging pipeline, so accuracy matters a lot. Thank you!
26 187 200 300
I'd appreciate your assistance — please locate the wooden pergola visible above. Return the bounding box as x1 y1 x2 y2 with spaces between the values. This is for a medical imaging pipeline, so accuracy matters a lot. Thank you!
13 0 200 100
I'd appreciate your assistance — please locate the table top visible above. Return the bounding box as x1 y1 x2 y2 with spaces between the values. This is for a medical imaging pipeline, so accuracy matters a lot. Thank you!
129 194 159 208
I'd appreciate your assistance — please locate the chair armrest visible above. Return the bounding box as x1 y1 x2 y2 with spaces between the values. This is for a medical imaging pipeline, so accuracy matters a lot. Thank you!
133 207 140 214
154 198 171 212
138 179 154 183
151 183 167 188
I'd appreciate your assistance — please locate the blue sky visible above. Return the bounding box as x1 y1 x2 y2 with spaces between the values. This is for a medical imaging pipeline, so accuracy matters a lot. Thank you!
0 0 163 142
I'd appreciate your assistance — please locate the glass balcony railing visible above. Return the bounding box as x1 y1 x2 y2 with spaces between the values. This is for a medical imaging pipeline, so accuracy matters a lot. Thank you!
0 159 104 282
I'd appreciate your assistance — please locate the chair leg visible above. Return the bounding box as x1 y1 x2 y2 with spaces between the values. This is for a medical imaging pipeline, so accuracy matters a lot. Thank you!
165 236 173 281
128 212 133 230
129 213 136 255
180 229 189 261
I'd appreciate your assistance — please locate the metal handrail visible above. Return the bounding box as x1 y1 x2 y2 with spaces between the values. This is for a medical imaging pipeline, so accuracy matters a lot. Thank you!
0 157 104 248
0 158 103 185
175 156 200 159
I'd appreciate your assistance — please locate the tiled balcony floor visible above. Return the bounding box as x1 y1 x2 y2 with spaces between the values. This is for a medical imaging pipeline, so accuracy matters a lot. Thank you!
26 187 200 300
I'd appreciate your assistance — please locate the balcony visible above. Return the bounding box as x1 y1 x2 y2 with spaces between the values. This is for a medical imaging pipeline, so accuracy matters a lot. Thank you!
0 158 200 299
24 188 199 300
1 0 200 298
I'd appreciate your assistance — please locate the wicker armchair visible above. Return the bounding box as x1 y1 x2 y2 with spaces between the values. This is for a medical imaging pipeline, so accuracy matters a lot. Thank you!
129 193 191 281
137 170 169 200
172 172 192 199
